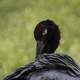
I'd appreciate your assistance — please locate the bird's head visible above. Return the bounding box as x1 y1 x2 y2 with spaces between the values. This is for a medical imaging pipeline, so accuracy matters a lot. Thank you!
34 19 61 57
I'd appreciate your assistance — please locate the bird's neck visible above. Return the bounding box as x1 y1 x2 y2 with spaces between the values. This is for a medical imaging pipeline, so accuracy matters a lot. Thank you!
36 42 55 58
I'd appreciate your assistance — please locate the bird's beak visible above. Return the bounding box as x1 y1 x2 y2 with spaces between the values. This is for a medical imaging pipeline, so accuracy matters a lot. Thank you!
36 41 45 58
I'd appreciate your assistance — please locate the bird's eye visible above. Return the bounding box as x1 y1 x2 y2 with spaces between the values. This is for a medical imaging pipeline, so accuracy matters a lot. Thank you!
42 29 48 36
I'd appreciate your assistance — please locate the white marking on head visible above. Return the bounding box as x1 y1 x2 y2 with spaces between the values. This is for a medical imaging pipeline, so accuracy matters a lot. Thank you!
42 29 48 36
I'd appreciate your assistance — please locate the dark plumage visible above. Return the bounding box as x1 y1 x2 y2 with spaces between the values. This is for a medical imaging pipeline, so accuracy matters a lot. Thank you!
4 19 80 80
34 20 60 56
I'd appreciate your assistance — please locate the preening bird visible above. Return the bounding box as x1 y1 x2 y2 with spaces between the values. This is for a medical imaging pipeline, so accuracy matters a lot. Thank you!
34 19 60 58
4 19 80 80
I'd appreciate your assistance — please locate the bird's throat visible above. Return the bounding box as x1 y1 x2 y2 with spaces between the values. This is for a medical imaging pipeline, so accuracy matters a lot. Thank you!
36 41 45 58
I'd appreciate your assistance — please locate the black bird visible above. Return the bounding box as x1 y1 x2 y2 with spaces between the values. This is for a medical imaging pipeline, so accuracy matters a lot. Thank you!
4 19 80 80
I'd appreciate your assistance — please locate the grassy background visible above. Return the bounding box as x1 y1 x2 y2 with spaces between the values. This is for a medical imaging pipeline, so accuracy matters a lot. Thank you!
0 0 80 79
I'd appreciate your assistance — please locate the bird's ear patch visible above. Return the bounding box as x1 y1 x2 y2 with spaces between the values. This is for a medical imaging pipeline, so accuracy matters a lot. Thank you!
36 24 44 33
42 29 48 36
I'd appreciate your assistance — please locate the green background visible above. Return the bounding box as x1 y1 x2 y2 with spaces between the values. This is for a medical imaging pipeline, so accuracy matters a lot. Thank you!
0 0 80 79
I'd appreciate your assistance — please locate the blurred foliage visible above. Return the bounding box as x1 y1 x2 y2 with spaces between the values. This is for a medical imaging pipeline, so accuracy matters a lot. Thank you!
0 0 80 79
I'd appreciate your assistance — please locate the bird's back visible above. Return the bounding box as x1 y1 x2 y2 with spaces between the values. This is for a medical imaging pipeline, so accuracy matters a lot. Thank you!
28 69 80 80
